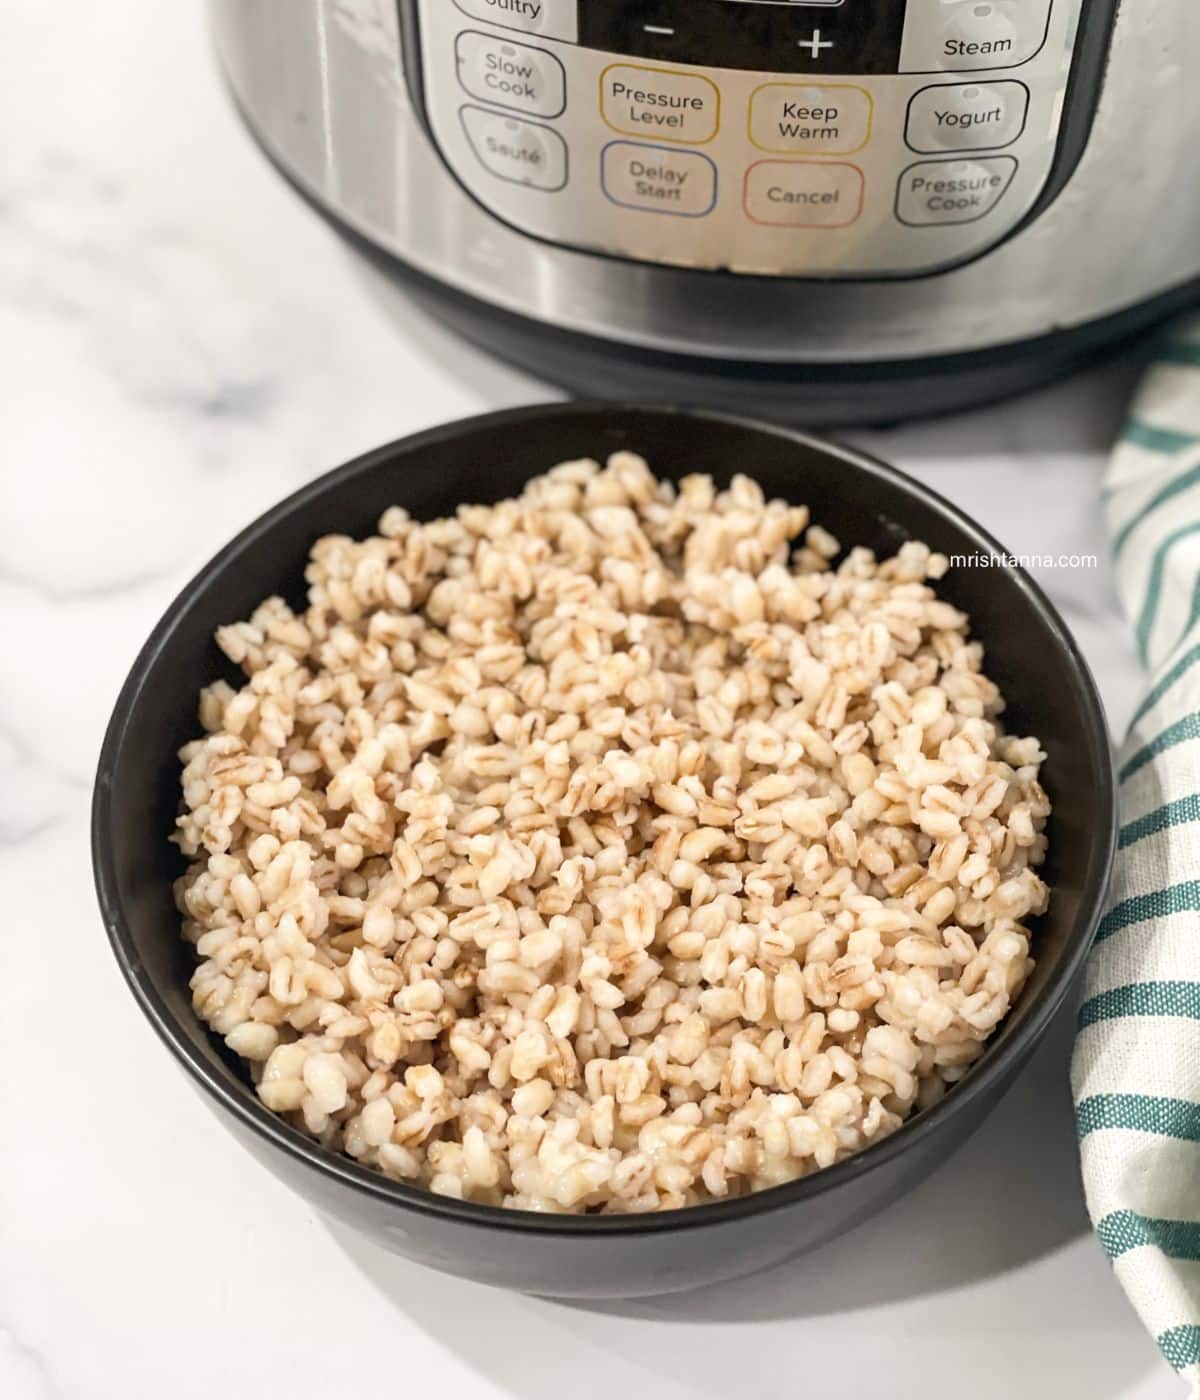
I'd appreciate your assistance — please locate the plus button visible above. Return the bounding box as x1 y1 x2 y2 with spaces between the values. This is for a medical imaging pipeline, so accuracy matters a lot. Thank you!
797 28 835 58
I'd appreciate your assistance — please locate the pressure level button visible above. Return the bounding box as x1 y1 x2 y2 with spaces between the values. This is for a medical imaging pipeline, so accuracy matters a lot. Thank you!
601 65 720 145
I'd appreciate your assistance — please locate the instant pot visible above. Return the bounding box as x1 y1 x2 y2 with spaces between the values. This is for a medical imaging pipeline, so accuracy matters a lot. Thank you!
212 0 1200 422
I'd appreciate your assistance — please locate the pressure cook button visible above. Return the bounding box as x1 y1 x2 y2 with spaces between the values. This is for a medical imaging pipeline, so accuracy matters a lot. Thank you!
452 0 579 43
895 156 1017 224
601 142 717 217
905 81 1028 152
455 30 566 118
749 84 873 155
601 64 720 146
460 106 568 190
744 161 864 228
899 1 1052 73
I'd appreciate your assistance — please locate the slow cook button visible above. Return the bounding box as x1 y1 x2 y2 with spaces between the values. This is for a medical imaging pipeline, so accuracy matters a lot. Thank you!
460 106 568 190
749 84 873 155
899 0 1051 73
452 0 579 43
895 156 1017 225
455 30 566 118
601 64 720 145
601 142 717 217
743 161 864 228
905 81 1028 153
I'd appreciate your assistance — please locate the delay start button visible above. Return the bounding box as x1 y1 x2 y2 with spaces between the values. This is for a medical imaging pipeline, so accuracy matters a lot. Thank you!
895 156 1018 225
601 141 717 217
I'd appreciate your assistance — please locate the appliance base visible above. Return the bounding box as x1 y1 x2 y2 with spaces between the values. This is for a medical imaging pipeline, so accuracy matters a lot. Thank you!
257 118 1198 426
389 264 1195 426
354 234 1197 425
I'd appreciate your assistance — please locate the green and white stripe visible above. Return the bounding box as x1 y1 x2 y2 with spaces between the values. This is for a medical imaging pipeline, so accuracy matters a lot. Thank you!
1073 314 1200 1396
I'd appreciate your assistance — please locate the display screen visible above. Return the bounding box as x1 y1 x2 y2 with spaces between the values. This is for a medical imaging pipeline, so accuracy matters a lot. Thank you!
577 0 908 74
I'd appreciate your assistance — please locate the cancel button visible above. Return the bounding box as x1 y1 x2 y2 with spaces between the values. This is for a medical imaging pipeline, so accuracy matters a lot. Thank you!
744 160 864 228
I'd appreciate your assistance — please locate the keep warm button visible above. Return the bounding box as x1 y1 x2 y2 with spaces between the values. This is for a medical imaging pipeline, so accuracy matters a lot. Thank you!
895 157 1017 226
601 142 717 217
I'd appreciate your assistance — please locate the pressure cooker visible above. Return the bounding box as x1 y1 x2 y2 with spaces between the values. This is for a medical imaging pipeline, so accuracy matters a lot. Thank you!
211 0 1200 421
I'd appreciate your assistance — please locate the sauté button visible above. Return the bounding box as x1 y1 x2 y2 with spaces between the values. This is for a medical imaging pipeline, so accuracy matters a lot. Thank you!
749 84 873 155
601 142 717 217
743 161 864 227
898 0 1051 73
455 30 566 118
452 0 579 42
895 156 1018 224
459 105 568 190
905 81 1028 152
601 64 720 145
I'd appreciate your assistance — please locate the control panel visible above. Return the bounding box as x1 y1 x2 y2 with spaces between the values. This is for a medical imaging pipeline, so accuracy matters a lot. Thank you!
409 0 1085 278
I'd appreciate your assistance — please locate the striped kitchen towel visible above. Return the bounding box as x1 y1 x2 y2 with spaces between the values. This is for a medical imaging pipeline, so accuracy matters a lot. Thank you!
1072 314 1200 1394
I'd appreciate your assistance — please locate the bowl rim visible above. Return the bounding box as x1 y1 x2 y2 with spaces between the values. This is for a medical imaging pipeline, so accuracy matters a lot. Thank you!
92 400 1116 1238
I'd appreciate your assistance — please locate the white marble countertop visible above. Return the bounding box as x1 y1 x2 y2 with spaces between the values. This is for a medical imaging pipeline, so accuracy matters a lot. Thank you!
1 4 1181 1398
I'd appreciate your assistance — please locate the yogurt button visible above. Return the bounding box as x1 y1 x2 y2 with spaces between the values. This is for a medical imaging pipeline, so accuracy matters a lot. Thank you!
455 31 567 118
905 81 1029 152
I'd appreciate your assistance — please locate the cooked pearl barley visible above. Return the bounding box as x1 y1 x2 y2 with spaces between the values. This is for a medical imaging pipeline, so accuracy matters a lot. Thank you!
174 453 1050 1214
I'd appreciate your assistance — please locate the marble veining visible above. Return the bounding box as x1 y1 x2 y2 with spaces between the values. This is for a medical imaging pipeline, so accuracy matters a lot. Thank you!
0 3 1176 1398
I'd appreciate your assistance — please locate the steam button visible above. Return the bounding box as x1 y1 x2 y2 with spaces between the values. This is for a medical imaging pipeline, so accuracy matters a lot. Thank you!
899 1 1052 73
455 30 567 118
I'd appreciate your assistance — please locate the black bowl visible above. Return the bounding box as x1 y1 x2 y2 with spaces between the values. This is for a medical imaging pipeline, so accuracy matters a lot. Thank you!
93 403 1115 1298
